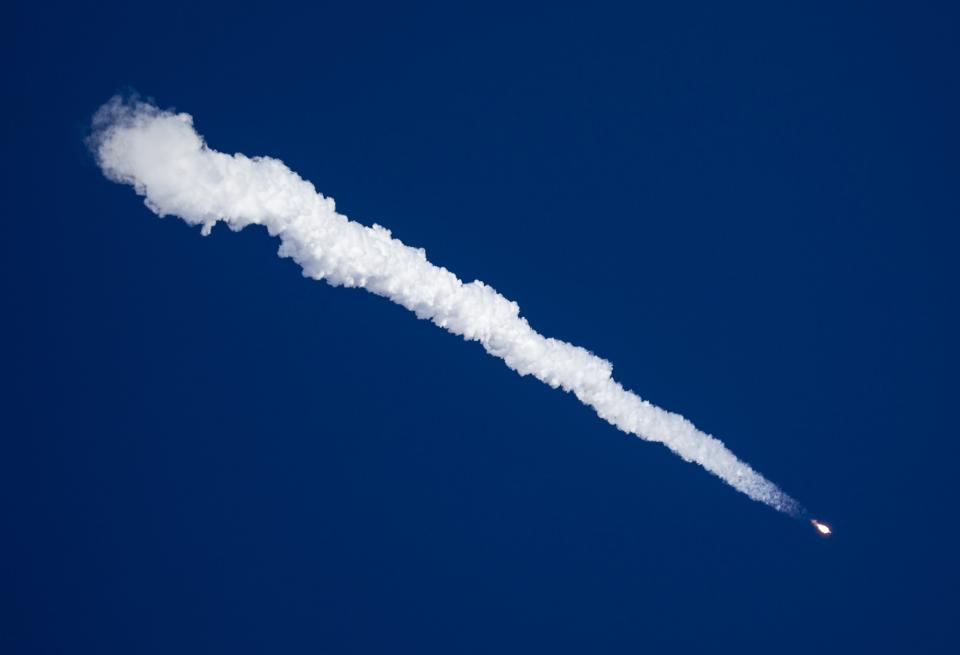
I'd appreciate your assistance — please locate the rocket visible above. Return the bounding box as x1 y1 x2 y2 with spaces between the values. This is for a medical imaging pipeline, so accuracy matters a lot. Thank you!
811 519 832 536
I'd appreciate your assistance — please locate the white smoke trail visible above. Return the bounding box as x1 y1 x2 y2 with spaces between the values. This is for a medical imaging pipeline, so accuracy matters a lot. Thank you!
90 97 801 516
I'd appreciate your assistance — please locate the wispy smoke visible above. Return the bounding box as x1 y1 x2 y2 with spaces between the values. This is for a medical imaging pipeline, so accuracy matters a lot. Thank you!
90 96 802 516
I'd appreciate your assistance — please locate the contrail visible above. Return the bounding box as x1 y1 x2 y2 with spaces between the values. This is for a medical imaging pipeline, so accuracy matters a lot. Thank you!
90 96 802 516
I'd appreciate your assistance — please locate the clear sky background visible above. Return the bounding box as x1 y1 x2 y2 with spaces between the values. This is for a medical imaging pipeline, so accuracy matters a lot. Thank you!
3 2 958 653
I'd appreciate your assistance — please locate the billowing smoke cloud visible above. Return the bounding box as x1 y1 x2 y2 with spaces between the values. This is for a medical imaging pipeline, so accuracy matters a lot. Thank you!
90 97 802 516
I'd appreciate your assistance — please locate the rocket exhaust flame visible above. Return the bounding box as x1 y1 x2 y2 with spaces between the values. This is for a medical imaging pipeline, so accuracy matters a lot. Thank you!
811 519 832 535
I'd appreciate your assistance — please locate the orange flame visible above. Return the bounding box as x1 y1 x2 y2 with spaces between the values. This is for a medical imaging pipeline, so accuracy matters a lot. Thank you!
811 519 832 536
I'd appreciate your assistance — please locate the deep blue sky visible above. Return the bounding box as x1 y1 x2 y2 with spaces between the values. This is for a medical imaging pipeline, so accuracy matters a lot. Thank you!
3 2 958 653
